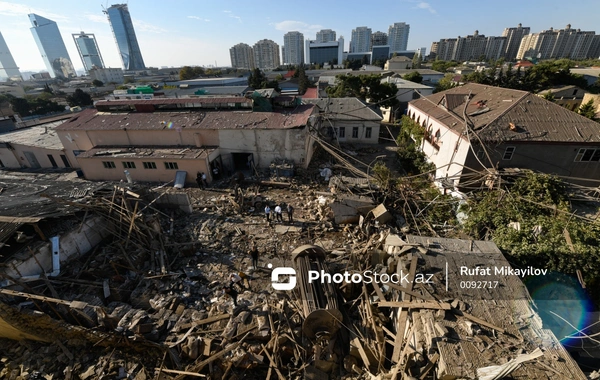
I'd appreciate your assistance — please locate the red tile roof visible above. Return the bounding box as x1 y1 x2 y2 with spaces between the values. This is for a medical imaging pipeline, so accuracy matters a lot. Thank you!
302 88 319 99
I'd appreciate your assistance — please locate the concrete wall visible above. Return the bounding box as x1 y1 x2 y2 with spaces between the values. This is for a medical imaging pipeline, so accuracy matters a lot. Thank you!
408 104 470 188
0 146 19 167
464 141 600 186
218 127 308 168
327 120 380 144
77 156 211 184
5 143 72 169
2 216 109 281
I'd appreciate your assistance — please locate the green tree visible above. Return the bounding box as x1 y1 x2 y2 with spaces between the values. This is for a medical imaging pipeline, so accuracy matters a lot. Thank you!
462 172 600 292
326 74 399 108
9 97 30 116
434 74 457 93
248 68 267 89
297 65 311 95
412 52 422 69
542 91 555 102
92 79 104 87
403 71 423 83
431 60 458 73
578 99 596 119
66 89 93 107
179 66 194 80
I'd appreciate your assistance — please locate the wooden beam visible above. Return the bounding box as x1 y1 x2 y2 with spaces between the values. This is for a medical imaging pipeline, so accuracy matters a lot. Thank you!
378 301 451 310
154 368 206 377
419 353 439 380
392 255 419 363
458 311 505 334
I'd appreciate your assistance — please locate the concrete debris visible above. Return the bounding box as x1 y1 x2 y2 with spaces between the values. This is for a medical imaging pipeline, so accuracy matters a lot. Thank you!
0 148 593 380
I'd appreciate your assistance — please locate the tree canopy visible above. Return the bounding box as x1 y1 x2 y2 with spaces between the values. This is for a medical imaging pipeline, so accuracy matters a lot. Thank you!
66 89 93 107
403 71 423 83
8 95 64 116
326 74 399 108
578 99 596 119
462 172 600 291
296 65 311 95
179 66 205 80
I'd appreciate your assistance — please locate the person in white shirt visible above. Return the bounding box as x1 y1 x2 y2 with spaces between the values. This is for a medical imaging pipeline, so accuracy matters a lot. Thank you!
274 205 283 222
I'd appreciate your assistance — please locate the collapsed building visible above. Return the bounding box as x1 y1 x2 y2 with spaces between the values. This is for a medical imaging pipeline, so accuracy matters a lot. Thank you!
0 164 594 379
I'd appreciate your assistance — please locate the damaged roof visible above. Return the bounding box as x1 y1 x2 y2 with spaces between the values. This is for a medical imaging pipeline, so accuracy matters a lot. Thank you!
303 98 382 121
56 105 316 131
78 146 214 160
409 83 600 143
0 120 67 150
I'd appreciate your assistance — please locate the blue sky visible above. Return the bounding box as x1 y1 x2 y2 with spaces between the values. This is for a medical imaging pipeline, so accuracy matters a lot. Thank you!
1 0 599 72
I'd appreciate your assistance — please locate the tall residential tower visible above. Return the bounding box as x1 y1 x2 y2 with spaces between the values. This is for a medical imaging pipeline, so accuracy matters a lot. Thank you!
229 43 255 69
350 27 372 53
28 14 76 78
253 39 280 69
73 32 104 72
105 4 145 71
388 22 410 52
283 31 304 65
502 23 530 60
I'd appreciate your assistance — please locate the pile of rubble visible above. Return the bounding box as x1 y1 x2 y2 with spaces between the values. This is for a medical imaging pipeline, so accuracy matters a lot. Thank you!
0 167 594 379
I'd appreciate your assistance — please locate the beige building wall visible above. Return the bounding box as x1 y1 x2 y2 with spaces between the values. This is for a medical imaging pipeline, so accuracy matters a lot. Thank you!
0 146 19 167
0 144 71 168
78 156 211 184
218 128 308 168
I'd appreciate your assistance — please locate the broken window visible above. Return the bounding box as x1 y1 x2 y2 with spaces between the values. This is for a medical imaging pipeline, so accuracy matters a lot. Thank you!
338 127 345 138
352 127 359 138
365 127 372 138
165 162 179 170
575 148 600 162
103 161 116 169
143 162 157 169
502 146 515 160
123 162 136 169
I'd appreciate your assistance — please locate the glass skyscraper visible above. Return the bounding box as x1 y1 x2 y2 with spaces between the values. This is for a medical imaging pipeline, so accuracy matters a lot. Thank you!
73 32 104 72
105 4 146 71
0 31 21 80
28 14 76 79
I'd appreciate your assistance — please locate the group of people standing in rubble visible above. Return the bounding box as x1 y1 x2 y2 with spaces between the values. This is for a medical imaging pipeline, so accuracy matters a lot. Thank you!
264 203 294 224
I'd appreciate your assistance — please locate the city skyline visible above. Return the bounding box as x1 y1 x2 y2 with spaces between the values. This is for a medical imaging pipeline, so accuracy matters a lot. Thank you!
0 0 599 73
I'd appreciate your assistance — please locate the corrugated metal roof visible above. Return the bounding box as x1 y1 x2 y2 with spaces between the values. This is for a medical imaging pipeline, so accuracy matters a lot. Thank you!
57 105 315 131
409 83 600 143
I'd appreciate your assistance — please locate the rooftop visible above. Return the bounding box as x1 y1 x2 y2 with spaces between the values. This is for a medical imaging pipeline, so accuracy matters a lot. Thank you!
570 67 600 77
409 83 600 143
56 105 315 132
78 146 214 160
391 69 445 76
383 76 435 90
303 98 382 121
0 120 67 149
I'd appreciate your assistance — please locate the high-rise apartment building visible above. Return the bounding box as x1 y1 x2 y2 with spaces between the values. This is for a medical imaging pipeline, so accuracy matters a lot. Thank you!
502 23 530 60
433 31 505 61
316 29 336 43
73 32 104 72
388 22 410 52
283 31 304 65
229 43 255 69
516 25 596 60
371 31 388 50
0 32 21 80
350 27 372 53
28 14 76 79
305 37 344 66
253 39 280 69
105 4 145 71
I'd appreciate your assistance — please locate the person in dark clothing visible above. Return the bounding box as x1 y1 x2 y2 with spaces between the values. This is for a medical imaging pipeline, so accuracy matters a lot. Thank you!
287 204 294 223
196 172 203 188
249 242 259 269
223 285 238 306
